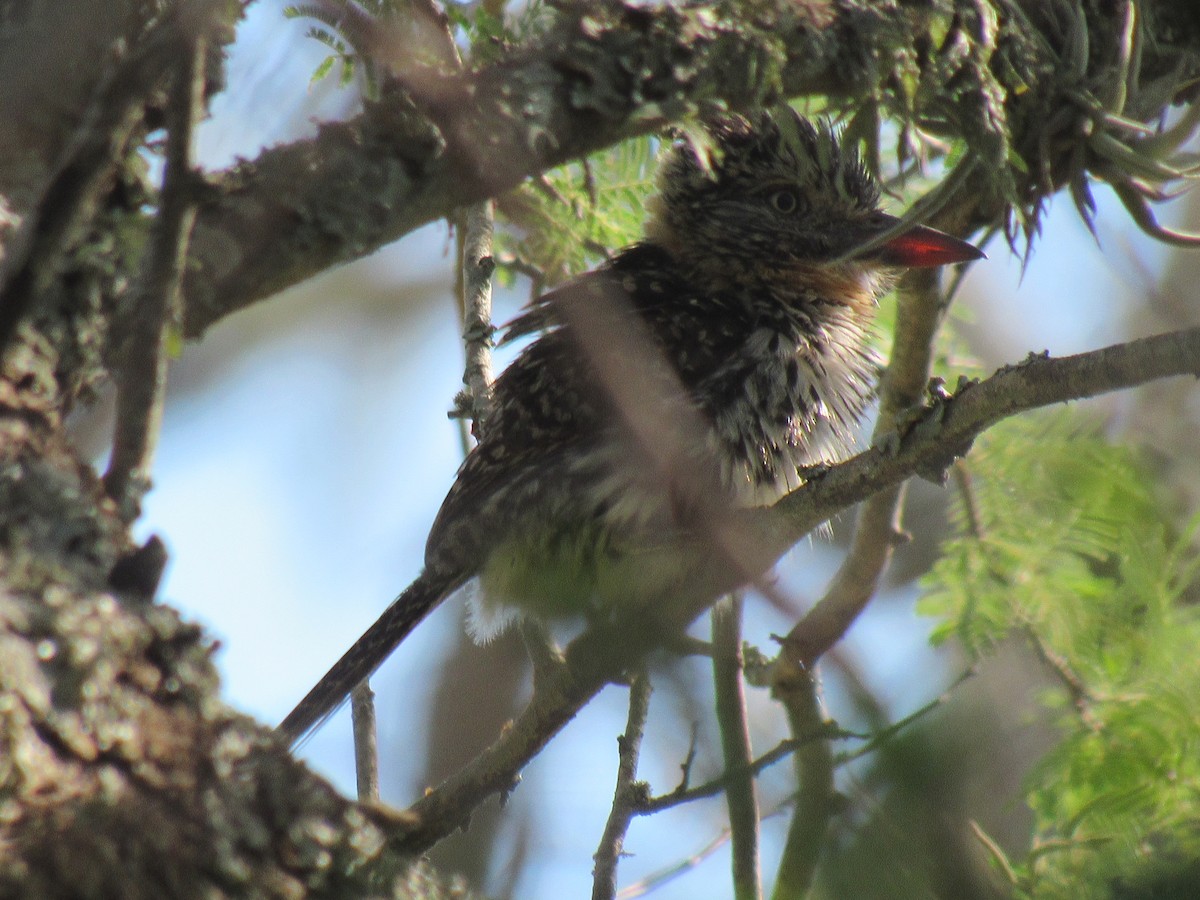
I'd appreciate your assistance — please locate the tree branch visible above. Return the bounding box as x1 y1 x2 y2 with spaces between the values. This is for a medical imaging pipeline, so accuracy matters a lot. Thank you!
772 672 835 900
385 326 1200 856
352 680 381 802
771 263 957 689
179 0 1200 339
712 595 761 900
459 201 496 432
0 2 232 359
179 0 993 337
592 671 652 900
103 27 207 516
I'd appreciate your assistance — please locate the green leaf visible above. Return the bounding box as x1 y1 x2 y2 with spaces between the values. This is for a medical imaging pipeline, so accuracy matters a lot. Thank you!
920 411 1200 894
310 54 336 85
496 136 659 285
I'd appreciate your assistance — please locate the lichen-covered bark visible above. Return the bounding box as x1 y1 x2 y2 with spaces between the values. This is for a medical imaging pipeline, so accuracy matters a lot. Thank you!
0 3 481 897
0 427 478 890
179 0 1200 337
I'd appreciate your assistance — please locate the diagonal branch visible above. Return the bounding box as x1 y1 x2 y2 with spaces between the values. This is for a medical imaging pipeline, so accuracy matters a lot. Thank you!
770 260 960 697
765 259 959 891
103 27 208 516
388 325 1200 856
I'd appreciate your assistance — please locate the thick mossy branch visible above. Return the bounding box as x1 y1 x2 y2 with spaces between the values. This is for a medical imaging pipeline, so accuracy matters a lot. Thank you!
0 414 478 899
182 0 1200 337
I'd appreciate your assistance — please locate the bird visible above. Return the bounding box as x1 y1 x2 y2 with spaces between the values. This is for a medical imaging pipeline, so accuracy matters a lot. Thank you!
278 107 983 745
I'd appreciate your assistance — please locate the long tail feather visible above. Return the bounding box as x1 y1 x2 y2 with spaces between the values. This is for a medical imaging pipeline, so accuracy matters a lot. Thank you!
278 567 464 746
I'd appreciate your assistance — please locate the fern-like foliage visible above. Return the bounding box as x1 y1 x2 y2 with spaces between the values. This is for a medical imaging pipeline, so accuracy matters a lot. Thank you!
286 0 552 95
496 136 659 288
284 2 380 90
920 412 1200 896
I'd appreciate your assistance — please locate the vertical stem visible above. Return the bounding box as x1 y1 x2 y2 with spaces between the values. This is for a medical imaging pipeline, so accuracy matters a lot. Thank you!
353 199 495 792
460 200 496 436
351 681 380 802
103 32 205 517
712 595 761 900
771 671 834 900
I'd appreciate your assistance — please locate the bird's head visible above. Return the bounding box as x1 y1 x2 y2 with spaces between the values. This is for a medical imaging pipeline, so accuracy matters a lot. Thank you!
644 108 982 298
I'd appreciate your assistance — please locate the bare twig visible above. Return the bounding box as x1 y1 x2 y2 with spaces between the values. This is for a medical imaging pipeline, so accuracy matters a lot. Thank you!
636 668 974 816
833 667 974 766
951 459 984 539
639 730 846 816
672 723 701 795
1023 625 1101 731
618 803 804 899
970 819 1021 887
772 671 835 900
616 828 733 899
593 671 652 900
711 595 761 900
458 200 496 435
334 0 499 808
103 28 207 515
351 681 380 802
440 0 495 434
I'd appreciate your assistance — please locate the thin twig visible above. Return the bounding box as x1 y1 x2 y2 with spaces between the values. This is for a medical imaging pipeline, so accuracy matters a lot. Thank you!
832 667 975 766
351 681 380 802
765 259 959 894
670 722 701 795
711 595 761 900
616 828 734 899
618 803 799 899
638 728 846 816
951 458 984 539
970 819 1021 887
636 669 976 817
950 457 989 655
341 0 497 812
460 200 496 435
1023 625 1101 731
103 28 207 516
593 671 652 900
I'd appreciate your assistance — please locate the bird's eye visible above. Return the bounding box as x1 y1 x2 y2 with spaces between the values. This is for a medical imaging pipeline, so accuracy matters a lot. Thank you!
768 189 800 214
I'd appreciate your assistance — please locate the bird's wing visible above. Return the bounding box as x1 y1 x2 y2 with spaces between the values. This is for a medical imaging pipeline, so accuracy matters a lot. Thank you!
426 302 614 573
499 244 679 344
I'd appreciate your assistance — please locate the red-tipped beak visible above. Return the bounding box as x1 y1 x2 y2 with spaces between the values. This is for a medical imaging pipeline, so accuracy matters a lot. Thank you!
876 222 985 268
